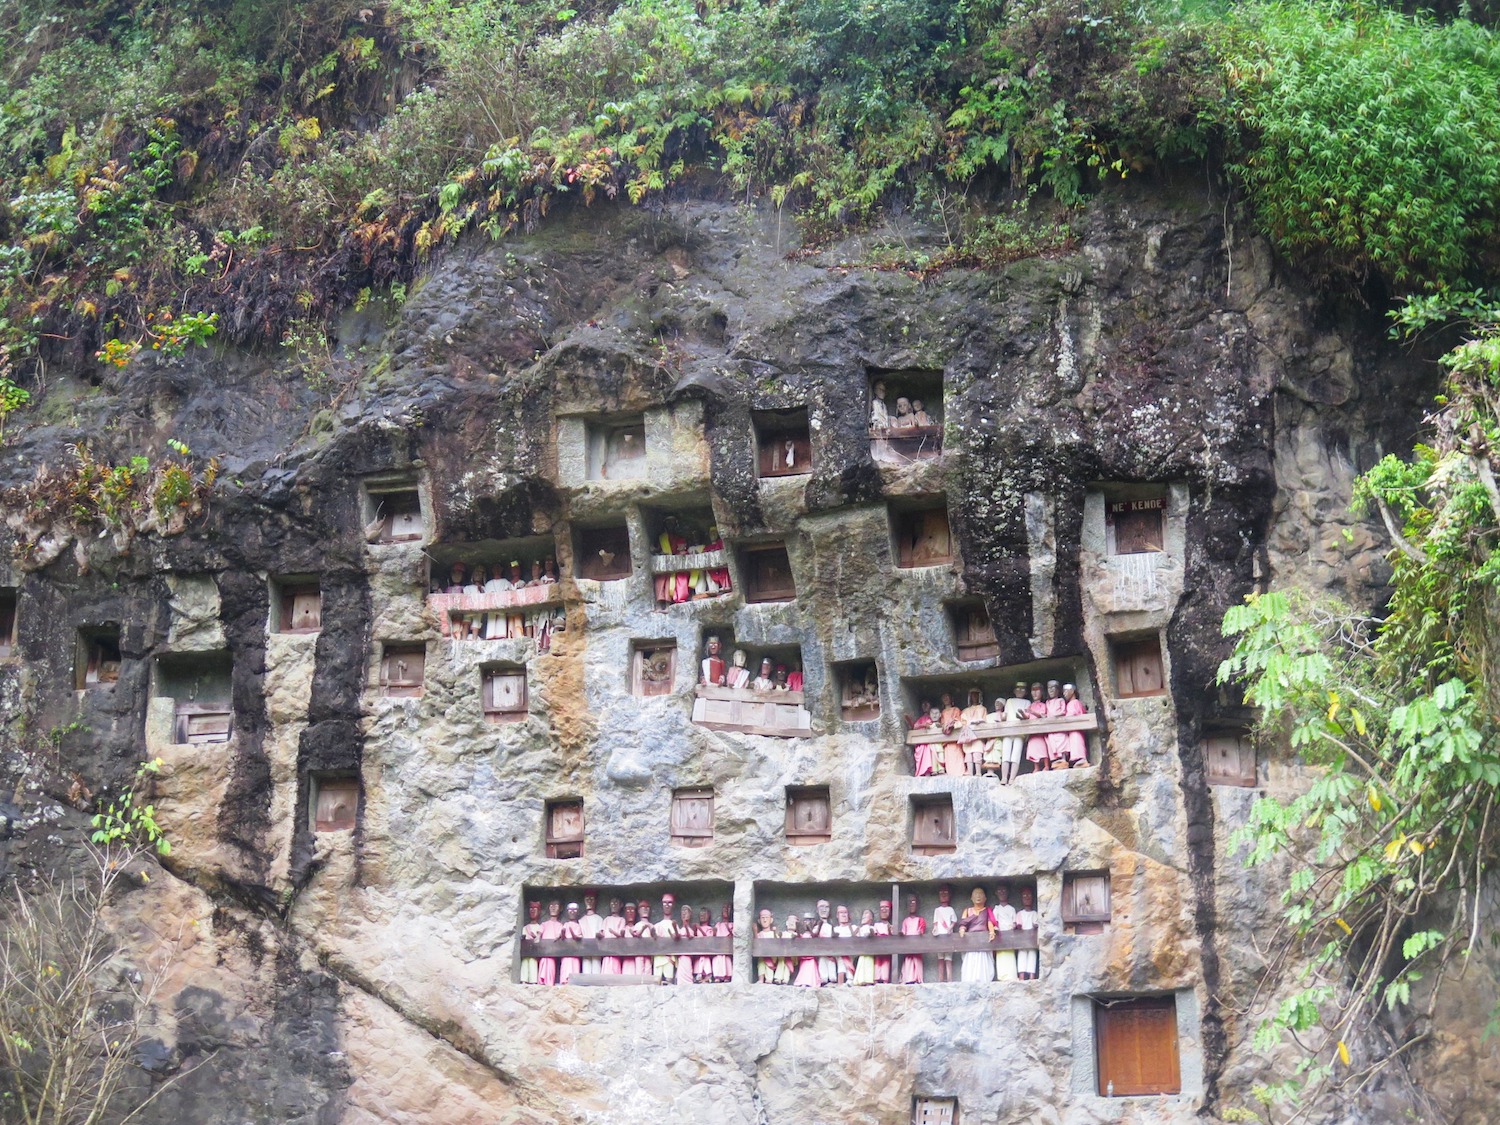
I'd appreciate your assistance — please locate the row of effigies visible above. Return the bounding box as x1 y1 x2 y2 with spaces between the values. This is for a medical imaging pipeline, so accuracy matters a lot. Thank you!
692 634 813 736
651 519 733 605
751 886 1041 986
519 893 735 985
907 680 1095 781
427 558 566 650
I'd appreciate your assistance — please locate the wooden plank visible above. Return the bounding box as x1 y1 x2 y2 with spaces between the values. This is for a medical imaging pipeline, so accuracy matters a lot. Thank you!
649 549 726 574
568 974 663 987
751 931 1038 956
522 937 733 958
696 684 806 706
905 712 1098 746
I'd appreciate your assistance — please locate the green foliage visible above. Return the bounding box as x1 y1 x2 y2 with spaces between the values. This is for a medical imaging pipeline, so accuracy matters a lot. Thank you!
89 759 170 857
1221 1 1500 289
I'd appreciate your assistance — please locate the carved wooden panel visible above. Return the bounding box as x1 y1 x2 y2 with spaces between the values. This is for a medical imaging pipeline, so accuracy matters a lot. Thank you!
1114 636 1166 697
896 508 953 568
1108 497 1166 555
375 489 424 542
1062 872 1111 926
912 1097 958 1125
545 799 584 859
1096 997 1181 1096
280 585 321 634
953 602 998 661
757 431 812 477
671 788 714 846
380 645 426 698
632 644 676 697
743 545 796 602
313 777 359 833
175 707 233 745
785 788 831 845
911 796 956 854
484 669 527 722
1204 733 1257 787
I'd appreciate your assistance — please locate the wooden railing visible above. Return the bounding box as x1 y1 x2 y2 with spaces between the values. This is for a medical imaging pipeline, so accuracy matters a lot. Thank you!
520 936 733 958
905 712 1097 746
427 588 563 636
649 548 726 575
751 931 1038 957
692 683 811 737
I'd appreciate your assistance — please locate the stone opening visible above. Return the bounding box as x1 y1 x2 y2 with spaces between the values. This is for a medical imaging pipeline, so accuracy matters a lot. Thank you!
835 659 880 721
518 880 735 986
379 643 426 698
1109 633 1166 698
644 504 729 603
909 794 956 855
752 877 1040 985
946 598 998 662
754 407 812 477
891 501 954 569
691 630 811 736
154 650 233 743
0 588 16 658
912 1097 958 1125
75 625 122 690
869 368 943 463
309 773 359 833
785 786 832 846
1093 995 1181 1096
481 662 528 724
360 475 425 543
1061 871 1111 935
902 664 1096 777
585 416 647 481
1204 729 1257 787
270 576 321 635
669 787 714 847
630 640 676 696
574 522 633 581
428 538 562 646
543 798 585 859
739 541 796 602
1103 491 1168 556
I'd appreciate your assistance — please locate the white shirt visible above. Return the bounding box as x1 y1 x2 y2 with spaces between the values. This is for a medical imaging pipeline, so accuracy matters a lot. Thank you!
932 905 958 935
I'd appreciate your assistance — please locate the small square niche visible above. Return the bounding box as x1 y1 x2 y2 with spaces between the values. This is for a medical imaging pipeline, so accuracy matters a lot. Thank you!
892 502 954 568
754 408 812 478
631 641 676 697
0 588 17 658
380 643 426 699
948 599 997 662
155 651 234 744
585 417 647 481
362 477 425 543
1106 493 1167 555
575 523 633 581
1204 730 1256 787
481 663 528 724
912 1096 959 1124
670 787 714 847
1062 871 1111 935
910 794 956 855
836 661 880 721
310 773 359 833
544 798 585 859
1111 633 1166 698
76 626 122 690
784 786 831 846
271 576 322 634
741 543 796 603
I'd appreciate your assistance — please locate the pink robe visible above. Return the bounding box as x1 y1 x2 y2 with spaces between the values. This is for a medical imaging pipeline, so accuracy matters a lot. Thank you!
793 934 821 987
940 706 966 774
631 919 653 975
601 915 628 974
1044 696 1070 761
1025 699 1049 762
786 671 804 691
558 920 583 984
900 915 926 983
873 921 893 982
536 917 563 986
695 924 715 979
706 538 731 592
713 921 733 981
1064 698 1089 763
911 714 939 776
677 931 696 985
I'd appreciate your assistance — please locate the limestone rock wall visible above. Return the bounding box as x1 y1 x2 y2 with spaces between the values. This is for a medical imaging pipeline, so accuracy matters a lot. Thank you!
0 181 1456 1123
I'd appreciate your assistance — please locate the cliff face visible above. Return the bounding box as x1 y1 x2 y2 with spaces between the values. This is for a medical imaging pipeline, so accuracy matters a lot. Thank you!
0 179 1466 1124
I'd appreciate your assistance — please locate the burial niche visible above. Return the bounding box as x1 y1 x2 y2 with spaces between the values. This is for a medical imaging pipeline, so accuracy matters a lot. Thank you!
912 1098 959 1125
631 641 676 697
427 539 563 648
754 408 812 478
904 667 1097 779
691 631 812 737
869 369 943 463
751 877 1041 987
1106 494 1167 556
585 416 647 481
1110 633 1166 698
785 786 832 846
379 643 426 698
910 795 956 856
481 663 528 724
517 880 735 986
646 506 730 604
892 501 953 568
947 599 998 662
1094 996 1182 1096
309 773 359 833
740 542 796 603
836 661 880 721
361 475 425 543
1204 729 1257 787
0 588 16 659
154 651 233 743
670 787 715 847
271 576 321 635
1061 871 1111 935
76 626 122 689
575 522 633 581
544 799 585 859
